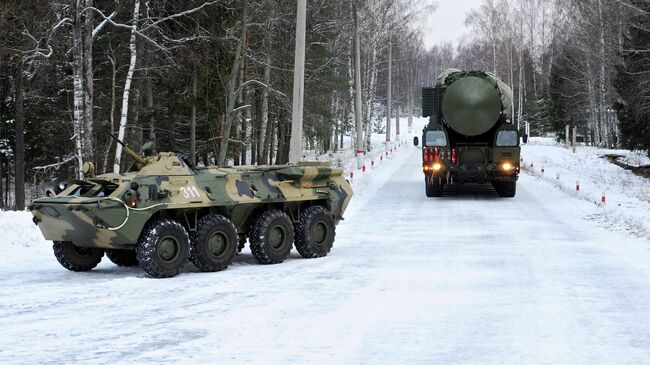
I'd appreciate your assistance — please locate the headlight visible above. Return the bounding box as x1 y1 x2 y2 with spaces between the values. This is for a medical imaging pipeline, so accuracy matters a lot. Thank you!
433 163 443 171
502 163 513 171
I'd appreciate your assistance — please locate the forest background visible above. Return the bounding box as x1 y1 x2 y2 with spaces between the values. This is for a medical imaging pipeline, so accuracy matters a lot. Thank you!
1 0 649 210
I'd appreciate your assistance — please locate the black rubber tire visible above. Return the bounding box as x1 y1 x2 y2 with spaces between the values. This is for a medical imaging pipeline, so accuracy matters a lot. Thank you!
294 206 336 258
52 241 104 272
190 214 238 272
425 176 444 197
249 209 294 264
136 218 190 278
496 181 517 198
106 249 139 267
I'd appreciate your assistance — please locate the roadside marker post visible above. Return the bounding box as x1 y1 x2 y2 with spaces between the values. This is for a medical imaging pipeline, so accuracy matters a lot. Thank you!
576 180 580 192
601 193 606 205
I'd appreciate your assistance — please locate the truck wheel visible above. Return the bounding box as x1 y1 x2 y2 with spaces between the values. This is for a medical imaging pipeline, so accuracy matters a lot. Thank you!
190 214 238 272
106 249 138 267
495 181 517 198
53 241 104 272
294 206 336 258
136 218 190 278
249 209 294 264
425 180 444 197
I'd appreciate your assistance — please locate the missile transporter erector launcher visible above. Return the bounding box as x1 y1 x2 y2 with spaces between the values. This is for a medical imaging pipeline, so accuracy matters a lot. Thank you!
29 142 353 278
416 69 520 197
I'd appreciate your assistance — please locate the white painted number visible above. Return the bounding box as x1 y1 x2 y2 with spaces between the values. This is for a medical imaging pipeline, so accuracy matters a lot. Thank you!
180 186 201 199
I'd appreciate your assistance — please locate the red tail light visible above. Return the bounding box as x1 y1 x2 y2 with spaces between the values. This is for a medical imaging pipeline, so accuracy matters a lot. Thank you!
451 148 458 165
423 148 430 162
434 147 440 161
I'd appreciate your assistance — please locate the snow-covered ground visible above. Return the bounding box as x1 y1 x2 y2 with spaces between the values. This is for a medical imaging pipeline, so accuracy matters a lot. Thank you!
2 123 650 364
522 138 650 240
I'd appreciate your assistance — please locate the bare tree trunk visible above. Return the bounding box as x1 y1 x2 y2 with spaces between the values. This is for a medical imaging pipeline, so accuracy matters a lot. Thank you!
259 50 270 165
145 74 155 141
386 32 392 143
597 0 607 147
83 0 94 165
167 85 176 151
517 47 523 132
0 76 4 209
113 0 140 173
14 64 25 211
347 24 355 150
73 0 85 178
396 105 401 141
363 43 378 151
190 62 197 166
218 0 248 166
102 50 117 174
353 1 364 169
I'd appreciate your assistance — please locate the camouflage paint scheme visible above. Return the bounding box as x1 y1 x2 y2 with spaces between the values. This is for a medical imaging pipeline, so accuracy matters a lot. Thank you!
29 153 353 249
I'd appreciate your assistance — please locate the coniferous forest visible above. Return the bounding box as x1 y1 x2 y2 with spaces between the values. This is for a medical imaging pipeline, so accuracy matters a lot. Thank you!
1 0 649 210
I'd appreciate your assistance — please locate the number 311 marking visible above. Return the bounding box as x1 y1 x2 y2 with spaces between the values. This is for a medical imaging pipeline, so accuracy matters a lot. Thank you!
180 186 201 199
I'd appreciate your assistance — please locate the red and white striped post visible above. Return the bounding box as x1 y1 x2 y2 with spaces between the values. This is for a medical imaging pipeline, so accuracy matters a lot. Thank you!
371 160 375 169
362 165 366 173
576 180 580 192
601 193 606 205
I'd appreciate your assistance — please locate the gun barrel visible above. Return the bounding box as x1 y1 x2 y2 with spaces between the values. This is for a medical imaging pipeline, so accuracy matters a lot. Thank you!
108 133 147 167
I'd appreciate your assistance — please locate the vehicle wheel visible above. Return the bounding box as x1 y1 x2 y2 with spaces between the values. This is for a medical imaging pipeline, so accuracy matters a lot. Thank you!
190 214 238 272
53 241 104 272
425 177 444 197
496 181 517 198
294 206 336 258
136 218 190 278
249 209 294 264
106 249 139 267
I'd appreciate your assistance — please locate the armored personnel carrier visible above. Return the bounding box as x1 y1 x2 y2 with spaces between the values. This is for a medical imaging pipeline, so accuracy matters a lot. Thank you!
29 141 353 278
416 69 520 197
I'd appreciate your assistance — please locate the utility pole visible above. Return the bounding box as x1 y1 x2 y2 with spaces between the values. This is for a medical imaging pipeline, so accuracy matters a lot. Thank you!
289 0 307 164
386 31 392 143
353 1 364 169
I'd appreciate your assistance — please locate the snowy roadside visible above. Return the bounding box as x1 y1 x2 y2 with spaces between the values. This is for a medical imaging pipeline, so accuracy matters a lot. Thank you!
521 138 650 241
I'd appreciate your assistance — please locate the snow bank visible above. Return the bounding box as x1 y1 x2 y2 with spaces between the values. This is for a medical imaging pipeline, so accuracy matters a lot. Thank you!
522 139 650 240
0 211 49 249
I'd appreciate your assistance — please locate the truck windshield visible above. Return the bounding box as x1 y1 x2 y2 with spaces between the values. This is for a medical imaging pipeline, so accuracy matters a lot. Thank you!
425 131 447 146
496 131 518 147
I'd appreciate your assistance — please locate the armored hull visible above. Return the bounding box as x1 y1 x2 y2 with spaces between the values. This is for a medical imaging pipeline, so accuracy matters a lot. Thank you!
30 153 352 278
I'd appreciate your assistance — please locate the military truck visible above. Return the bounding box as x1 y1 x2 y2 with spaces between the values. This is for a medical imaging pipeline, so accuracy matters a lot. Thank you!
29 141 353 278
415 69 520 197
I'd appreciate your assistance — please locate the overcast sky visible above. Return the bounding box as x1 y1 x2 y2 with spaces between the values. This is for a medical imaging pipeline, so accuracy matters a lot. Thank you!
421 0 484 49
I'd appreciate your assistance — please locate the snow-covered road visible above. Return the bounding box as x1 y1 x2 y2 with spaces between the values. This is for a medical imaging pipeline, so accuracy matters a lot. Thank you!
2 146 650 365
